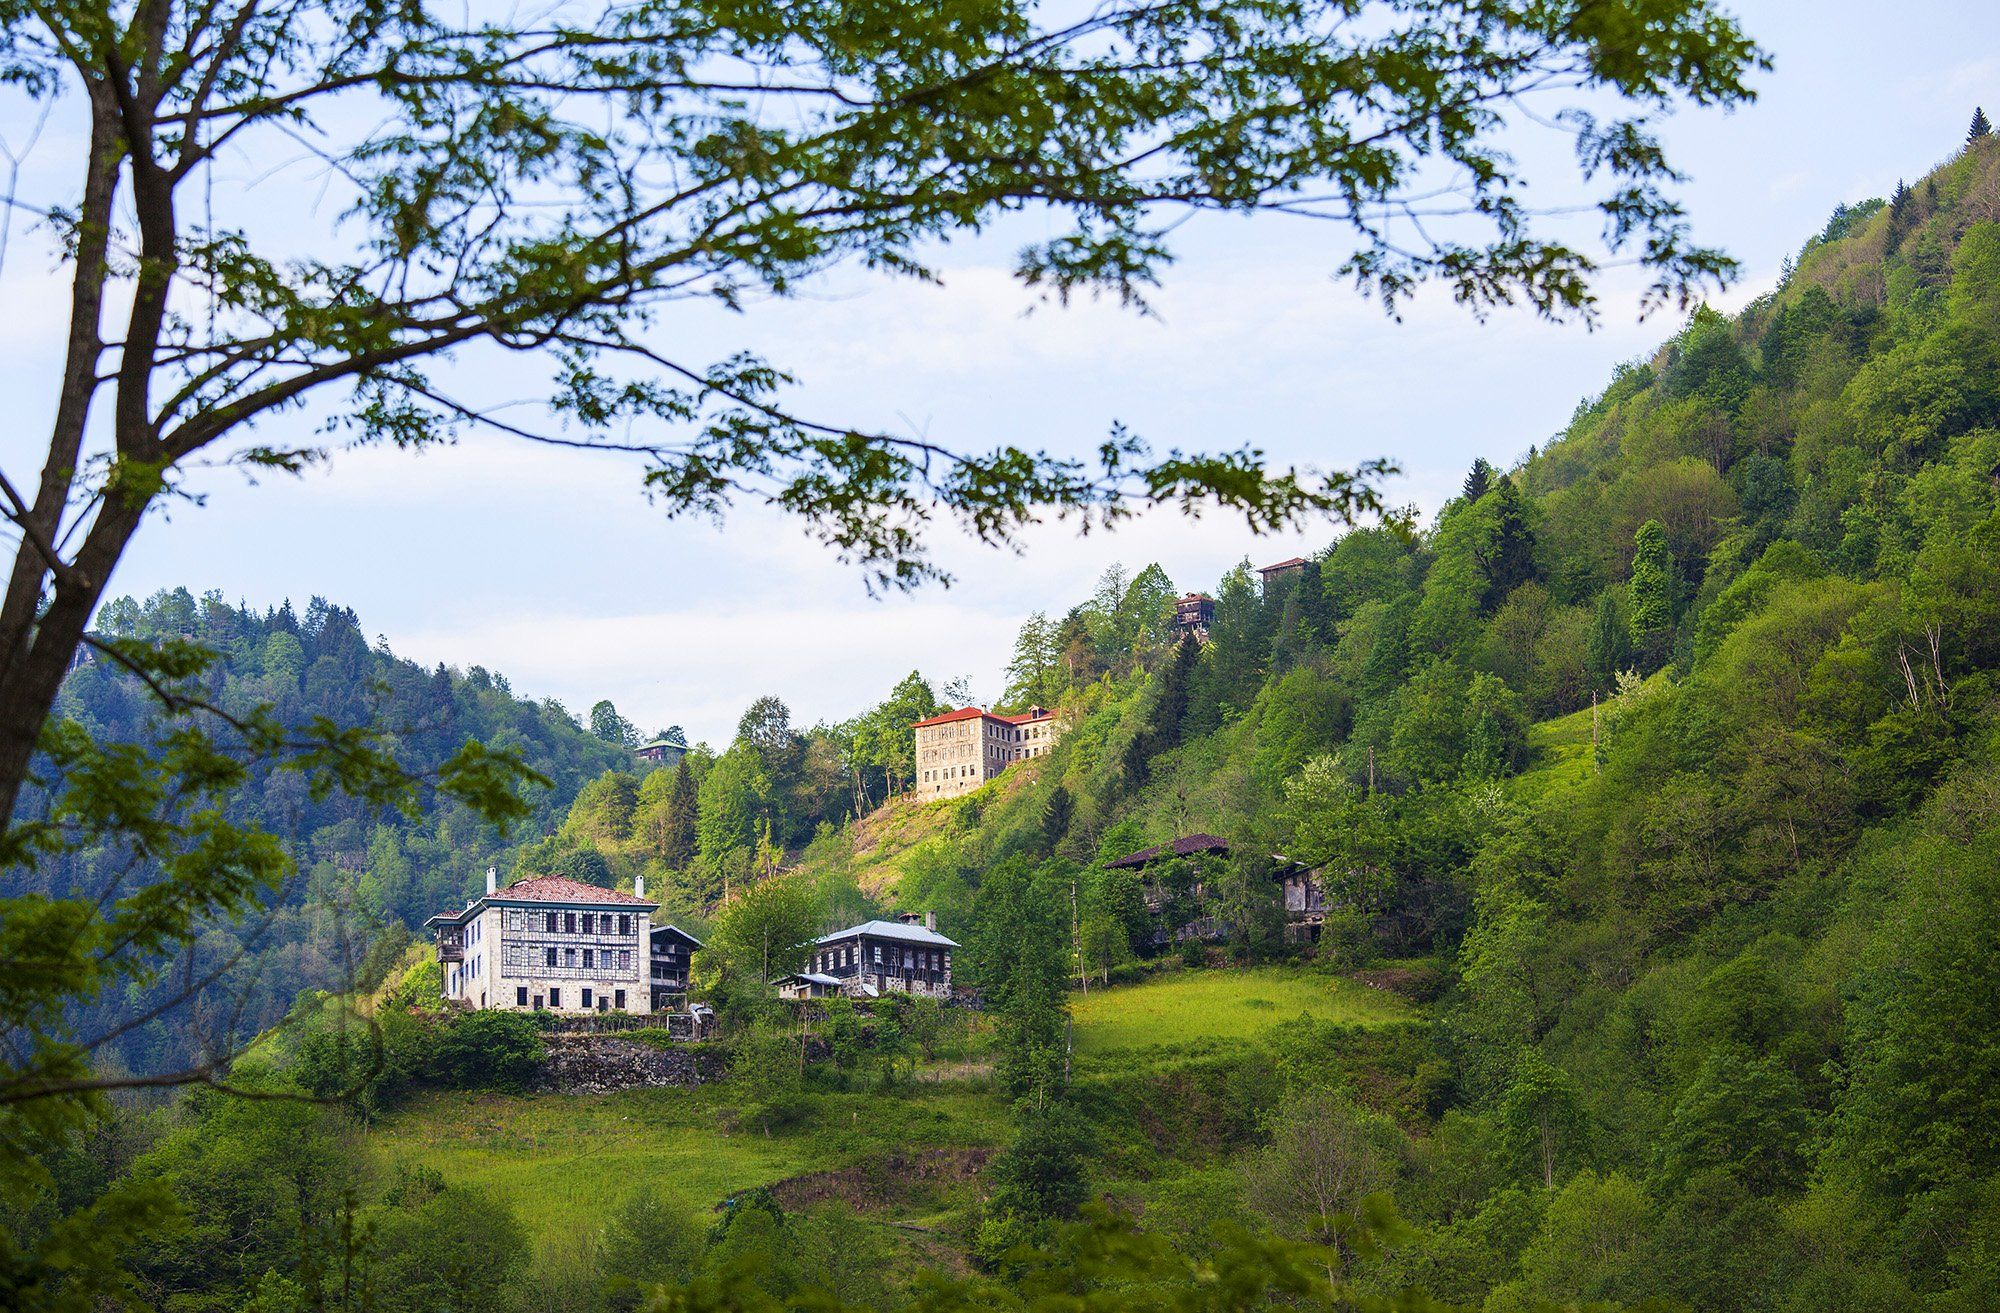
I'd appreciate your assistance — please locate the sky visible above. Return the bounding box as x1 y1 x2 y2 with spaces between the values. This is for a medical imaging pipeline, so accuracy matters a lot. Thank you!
2 2 1997 746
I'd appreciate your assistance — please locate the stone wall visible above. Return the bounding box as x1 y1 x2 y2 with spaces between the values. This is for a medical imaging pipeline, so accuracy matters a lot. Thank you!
534 1034 724 1095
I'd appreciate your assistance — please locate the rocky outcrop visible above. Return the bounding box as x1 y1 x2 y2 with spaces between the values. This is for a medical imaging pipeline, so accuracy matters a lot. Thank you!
534 1035 724 1094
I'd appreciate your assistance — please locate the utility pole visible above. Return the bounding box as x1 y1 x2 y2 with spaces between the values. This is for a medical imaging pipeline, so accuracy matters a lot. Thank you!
1070 877 1088 995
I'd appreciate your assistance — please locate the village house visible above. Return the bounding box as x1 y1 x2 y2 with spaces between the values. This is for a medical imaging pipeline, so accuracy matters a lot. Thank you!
648 923 703 1010
912 704 1064 801
1172 592 1215 642
779 912 957 999
1106 834 1331 943
1257 557 1310 589
426 870 655 1014
634 736 686 766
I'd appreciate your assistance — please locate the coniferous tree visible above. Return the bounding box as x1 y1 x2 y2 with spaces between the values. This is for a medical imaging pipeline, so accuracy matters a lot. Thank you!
1971 106 1993 143
1479 475 1538 609
660 757 699 870
1463 458 1495 504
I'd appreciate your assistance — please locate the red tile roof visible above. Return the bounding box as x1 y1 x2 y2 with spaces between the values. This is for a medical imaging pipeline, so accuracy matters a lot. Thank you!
1106 833 1232 869
912 706 987 729
1259 557 1309 572
491 875 656 906
913 705 1059 729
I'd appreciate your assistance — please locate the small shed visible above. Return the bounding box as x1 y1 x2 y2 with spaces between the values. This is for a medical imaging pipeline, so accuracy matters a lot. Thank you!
776 972 844 1001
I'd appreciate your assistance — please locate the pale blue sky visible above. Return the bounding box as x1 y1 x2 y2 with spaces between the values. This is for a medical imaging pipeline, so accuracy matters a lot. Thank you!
2 2 1996 745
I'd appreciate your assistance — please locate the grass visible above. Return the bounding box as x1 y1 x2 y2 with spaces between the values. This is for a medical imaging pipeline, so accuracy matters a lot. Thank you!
1512 703 1599 806
368 1080 1008 1259
1069 965 1415 1058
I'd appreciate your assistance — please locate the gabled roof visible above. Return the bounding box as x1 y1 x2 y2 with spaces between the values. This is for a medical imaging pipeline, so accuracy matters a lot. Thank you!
649 923 705 947
912 706 987 729
1259 556 1309 572
778 972 842 987
1105 833 1232 869
492 875 655 906
814 918 959 948
636 737 685 753
913 705 1058 730
427 875 657 925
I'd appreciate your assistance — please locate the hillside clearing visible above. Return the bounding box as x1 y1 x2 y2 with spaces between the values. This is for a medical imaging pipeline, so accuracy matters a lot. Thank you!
1070 966 1416 1057
369 1082 1008 1259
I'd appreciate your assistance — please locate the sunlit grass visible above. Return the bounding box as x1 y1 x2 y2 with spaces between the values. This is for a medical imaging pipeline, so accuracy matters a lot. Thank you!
1070 966 1414 1058
368 1081 1008 1259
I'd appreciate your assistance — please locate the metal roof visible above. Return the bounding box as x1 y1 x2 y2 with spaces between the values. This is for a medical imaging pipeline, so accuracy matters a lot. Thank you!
814 918 959 948
649 923 705 947
1105 833 1232 869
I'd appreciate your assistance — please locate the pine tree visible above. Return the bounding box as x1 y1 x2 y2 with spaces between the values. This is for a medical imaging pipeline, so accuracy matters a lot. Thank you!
1971 107 1993 144
1479 475 1538 608
660 757 699 869
1887 180 1915 249
1628 519 1675 672
1462 457 1495 503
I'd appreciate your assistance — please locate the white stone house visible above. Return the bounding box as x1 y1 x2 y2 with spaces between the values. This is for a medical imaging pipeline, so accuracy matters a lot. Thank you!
426 870 655 1014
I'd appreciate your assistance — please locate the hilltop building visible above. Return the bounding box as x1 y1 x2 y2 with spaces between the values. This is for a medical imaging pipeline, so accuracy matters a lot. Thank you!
1172 592 1215 642
778 912 957 1000
912 704 1063 801
635 736 687 766
1257 557 1309 589
426 870 655 1014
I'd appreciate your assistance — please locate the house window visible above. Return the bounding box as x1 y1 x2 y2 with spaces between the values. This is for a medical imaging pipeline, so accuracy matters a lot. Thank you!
565 912 576 933
545 946 557 967
619 950 631 971
548 988 561 1007
516 986 528 1006
614 989 626 1010
873 946 882 964
619 914 631 935
581 988 593 1009
565 947 577 967
545 911 558 932
583 949 594 968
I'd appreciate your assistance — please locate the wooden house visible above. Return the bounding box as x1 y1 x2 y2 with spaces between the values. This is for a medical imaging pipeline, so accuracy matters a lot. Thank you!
797 912 957 999
649 923 703 1010
775 972 845 1000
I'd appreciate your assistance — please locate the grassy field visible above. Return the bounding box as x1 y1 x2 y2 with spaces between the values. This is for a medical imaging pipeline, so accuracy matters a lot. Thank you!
1069 966 1415 1057
368 1081 1008 1259
1511 703 1598 807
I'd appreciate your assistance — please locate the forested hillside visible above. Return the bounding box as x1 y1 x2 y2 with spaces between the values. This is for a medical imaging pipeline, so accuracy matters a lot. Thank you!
21 128 2000 1313
524 127 2000 1308
30 591 630 1074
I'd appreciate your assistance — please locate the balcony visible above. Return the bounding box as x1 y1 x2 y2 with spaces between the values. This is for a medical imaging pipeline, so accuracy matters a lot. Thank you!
435 931 465 963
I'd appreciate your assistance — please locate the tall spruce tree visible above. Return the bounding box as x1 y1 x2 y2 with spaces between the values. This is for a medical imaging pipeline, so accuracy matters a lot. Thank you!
1463 458 1496 504
660 757 700 871
1479 475 1539 609
1971 107 1993 143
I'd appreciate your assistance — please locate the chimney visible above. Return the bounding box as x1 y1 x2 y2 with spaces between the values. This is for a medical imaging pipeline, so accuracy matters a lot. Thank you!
634 874 646 899
924 911 937 932
485 865 497 896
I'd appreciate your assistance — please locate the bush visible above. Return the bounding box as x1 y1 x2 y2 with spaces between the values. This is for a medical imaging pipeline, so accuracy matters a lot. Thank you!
427 1010 546 1092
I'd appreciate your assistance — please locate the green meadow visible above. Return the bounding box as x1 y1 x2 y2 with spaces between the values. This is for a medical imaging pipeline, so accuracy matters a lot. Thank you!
1069 966 1415 1058
368 1081 1010 1258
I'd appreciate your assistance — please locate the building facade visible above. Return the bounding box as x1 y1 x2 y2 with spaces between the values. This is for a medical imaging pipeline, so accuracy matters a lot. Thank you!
1257 557 1309 588
1172 592 1215 642
797 913 957 999
635 737 687 766
912 704 1063 801
426 871 655 1014
648 923 703 1010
